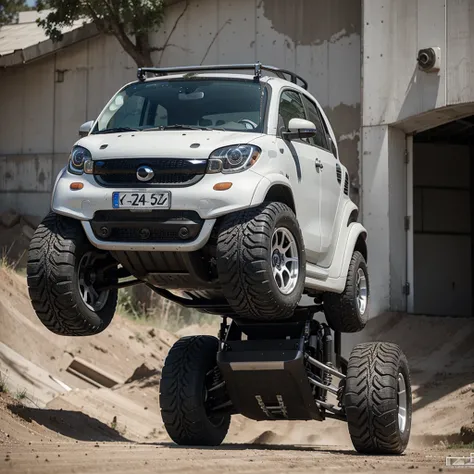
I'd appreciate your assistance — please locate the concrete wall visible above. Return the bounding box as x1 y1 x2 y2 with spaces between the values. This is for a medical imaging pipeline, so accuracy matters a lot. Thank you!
0 0 362 218
361 125 407 317
0 35 137 217
361 0 474 317
363 0 474 127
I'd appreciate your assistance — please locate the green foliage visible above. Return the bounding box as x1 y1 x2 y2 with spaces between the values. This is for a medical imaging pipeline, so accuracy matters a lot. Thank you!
36 0 167 66
447 441 474 449
0 0 33 26
15 388 27 401
118 287 217 333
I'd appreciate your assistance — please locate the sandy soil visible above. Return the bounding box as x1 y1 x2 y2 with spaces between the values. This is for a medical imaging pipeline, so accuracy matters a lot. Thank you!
1 266 474 473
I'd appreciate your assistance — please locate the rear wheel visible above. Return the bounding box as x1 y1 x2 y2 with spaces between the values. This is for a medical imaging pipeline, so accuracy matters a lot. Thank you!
216 202 306 321
27 212 118 336
344 342 412 454
160 336 230 446
324 251 369 333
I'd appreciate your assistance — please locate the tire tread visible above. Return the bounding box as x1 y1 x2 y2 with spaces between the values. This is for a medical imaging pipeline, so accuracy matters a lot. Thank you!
27 212 116 336
344 342 412 454
324 251 369 333
160 336 230 446
216 202 305 321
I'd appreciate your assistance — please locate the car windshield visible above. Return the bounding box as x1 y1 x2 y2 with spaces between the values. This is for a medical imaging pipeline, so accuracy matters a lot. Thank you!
93 79 267 134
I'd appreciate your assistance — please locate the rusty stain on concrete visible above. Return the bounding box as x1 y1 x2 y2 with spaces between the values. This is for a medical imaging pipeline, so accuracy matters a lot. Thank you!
38 171 46 186
260 0 360 45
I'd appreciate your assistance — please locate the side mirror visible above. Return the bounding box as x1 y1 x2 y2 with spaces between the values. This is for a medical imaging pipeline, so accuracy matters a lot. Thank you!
282 118 317 141
79 120 94 137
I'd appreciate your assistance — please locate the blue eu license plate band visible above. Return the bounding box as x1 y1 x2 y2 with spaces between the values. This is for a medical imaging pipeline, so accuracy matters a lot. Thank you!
112 192 120 209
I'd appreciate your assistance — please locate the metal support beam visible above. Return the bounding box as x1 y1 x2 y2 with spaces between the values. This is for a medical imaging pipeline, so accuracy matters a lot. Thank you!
305 354 346 379
308 376 339 396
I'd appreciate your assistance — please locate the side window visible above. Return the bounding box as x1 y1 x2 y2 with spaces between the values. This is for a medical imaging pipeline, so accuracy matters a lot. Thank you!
278 90 306 134
301 95 328 150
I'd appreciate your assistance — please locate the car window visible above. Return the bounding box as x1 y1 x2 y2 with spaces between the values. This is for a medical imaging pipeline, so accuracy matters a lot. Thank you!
301 95 329 150
201 112 261 130
278 90 306 134
95 79 266 133
108 95 147 129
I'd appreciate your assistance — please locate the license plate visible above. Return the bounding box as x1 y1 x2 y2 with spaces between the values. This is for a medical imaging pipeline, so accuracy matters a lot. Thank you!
112 192 171 209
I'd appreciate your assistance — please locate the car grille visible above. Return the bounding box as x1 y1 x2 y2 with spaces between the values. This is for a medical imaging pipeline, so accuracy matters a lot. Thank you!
93 158 207 187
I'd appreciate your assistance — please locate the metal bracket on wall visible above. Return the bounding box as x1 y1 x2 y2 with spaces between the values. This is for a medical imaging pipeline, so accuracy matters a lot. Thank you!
404 216 411 231
402 282 411 296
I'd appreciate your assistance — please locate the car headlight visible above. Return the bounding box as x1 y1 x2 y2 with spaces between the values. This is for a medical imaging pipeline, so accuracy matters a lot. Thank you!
68 146 93 175
207 145 261 174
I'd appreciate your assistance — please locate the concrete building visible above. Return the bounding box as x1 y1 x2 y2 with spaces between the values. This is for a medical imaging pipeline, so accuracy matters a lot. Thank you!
1 1 473 320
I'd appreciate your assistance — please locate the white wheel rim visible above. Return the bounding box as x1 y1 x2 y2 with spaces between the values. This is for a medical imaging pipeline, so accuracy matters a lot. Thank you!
356 267 368 315
398 373 408 434
271 227 299 295
78 252 110 312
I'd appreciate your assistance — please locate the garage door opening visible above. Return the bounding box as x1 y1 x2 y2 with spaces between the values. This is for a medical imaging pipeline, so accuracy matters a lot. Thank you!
412 116 474 317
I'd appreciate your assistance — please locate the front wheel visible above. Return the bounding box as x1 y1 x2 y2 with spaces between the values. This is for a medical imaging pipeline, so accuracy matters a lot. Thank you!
160 336 230 446
27 212 118 336
216 202 306 321
344 342 412 454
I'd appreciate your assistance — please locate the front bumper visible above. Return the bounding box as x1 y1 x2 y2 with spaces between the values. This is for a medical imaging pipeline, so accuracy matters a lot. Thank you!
82 219 217 251
51 167 266 251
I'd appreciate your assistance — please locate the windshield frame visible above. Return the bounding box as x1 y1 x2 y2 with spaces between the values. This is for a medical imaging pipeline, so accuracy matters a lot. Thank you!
91 77 269 135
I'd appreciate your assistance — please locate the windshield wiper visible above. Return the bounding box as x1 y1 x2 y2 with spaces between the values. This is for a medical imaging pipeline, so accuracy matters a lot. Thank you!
144 124 226 132
94 127 140 134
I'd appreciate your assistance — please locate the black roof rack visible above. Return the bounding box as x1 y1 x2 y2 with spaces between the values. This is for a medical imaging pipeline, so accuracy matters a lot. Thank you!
136 62 308 90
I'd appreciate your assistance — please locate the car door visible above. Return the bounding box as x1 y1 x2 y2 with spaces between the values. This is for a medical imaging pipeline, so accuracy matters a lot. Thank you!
301 94 341 259
276 89 322 262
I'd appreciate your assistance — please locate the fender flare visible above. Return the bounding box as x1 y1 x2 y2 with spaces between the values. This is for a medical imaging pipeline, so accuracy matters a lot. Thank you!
335 222 368 281
251 173 294 207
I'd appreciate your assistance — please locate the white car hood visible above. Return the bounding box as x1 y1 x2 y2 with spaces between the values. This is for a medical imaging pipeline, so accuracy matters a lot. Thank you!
77 130 265 160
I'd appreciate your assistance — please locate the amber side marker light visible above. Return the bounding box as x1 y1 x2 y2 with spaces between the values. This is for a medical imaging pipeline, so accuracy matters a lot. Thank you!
70 182 84 190
213 182 233 191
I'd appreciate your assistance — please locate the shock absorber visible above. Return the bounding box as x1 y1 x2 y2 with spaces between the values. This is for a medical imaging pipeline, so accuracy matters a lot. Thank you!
322 324 333 396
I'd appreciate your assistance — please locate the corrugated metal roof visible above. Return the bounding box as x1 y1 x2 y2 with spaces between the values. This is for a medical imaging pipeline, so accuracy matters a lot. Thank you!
0 16 85 57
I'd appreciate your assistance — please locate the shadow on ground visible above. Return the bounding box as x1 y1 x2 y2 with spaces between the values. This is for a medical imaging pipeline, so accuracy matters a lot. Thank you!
151 441 359 456
8 404 130 442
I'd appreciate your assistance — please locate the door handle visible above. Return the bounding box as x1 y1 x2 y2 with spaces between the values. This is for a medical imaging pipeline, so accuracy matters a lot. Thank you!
315 160 324 170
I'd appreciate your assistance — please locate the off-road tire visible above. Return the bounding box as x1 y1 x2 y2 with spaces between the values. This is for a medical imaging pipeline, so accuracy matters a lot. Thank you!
344 342 412 455
324 251 369 332
160 336 231 446
216 202 305 321
27 212 117 336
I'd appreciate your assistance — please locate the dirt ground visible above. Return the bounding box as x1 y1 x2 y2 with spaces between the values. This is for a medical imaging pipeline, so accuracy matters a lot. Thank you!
1 266 474 473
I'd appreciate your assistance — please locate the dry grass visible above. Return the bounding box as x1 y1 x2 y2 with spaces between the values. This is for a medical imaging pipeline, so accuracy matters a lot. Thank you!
0 371 9 394
118 287 217 332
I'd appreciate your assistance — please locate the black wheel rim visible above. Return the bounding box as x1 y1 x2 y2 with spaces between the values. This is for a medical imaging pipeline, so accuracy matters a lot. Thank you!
77 252 110 312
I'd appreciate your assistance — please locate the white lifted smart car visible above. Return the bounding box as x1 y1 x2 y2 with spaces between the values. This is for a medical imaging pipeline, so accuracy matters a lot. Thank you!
27 63 369 335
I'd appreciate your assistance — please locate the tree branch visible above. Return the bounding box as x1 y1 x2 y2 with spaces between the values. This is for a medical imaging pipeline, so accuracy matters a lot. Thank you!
200 19 231 65
158 0 189 66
